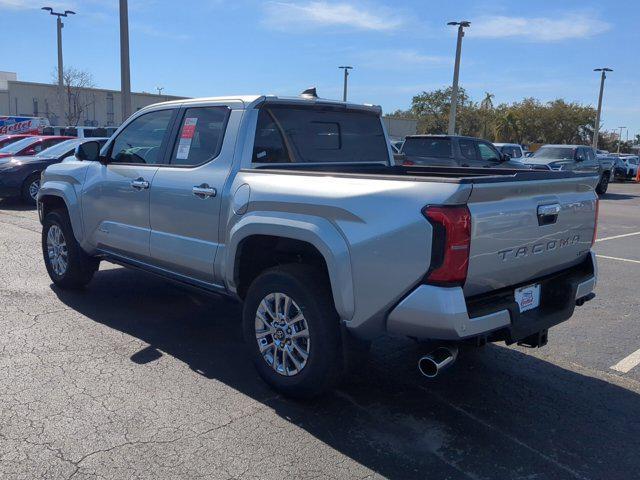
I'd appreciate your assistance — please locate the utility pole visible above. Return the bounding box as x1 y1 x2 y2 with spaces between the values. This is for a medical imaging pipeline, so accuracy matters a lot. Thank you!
119 0 132 122
617 126 626 154
447 21 470 135
338 66 353 102
156 87 164 96
592 68 613 149
41 7 75 124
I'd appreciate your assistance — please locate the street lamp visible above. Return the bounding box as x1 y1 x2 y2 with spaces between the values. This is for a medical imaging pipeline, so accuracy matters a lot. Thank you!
592 67 613 149
447 21 470 135
617 126 626 154
156 86 164 96
41 6 75 123
338 66 353 102
120 0 132 122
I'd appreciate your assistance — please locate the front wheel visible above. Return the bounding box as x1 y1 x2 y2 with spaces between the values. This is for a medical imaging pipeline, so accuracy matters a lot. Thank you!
42 209 98 289
242 264 342 398
21 173 41 205
596 173 609 195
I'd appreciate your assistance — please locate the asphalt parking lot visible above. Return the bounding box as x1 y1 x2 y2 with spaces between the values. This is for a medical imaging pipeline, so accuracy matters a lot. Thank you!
1 183 639 480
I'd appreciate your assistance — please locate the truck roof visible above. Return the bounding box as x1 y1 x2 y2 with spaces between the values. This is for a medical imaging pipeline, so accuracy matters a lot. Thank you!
146 94 382 114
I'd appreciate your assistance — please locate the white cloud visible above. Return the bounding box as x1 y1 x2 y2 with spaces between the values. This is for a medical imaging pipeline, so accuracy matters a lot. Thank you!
470 12 610 42
263 1 403 32
359 49 450 69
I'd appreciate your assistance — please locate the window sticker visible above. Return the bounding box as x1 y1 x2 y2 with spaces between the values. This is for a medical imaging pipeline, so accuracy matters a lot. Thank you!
176 117 198 159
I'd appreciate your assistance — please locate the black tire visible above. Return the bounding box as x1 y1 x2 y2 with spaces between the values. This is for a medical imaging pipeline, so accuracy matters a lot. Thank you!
21 173 41 205
242 264 342 399
42 209 99 289
596 173 609 195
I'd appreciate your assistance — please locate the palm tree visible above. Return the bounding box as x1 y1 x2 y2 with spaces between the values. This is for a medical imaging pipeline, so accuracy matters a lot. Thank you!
480 92 495 139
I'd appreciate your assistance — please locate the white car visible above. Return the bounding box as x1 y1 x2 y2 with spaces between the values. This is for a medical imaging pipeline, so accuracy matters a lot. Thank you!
493 143 526 161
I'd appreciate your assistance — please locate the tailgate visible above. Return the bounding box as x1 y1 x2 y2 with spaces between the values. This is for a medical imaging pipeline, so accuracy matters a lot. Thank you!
464 175 598 297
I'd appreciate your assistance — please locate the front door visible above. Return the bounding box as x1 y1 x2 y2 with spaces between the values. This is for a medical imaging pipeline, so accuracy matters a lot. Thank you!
149 105 235 285
81 108 176 261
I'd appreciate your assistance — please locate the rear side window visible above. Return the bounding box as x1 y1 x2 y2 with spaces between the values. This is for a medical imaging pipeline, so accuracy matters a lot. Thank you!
459 139 477 160
170 106 230 166
252 106 388 164
402 138 452 158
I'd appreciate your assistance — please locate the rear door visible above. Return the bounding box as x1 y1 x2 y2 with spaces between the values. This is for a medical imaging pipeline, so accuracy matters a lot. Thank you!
81 108 177 261
464 175 598 296
148 104 236 285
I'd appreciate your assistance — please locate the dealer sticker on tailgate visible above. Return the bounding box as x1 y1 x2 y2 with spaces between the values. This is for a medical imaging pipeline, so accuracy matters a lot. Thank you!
515 284 541 313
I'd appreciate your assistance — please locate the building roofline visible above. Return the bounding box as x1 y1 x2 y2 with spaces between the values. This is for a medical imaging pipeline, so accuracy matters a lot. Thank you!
5 79 184 99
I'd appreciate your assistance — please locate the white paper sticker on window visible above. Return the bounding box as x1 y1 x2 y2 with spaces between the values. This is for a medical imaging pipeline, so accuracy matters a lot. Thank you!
176 117 198 160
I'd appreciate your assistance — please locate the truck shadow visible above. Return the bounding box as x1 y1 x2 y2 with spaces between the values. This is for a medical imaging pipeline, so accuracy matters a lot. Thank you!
0 198 35 211
53 265 640 480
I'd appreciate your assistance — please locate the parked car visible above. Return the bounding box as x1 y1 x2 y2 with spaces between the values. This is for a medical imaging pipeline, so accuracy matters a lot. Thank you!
493 143 526 161
399 135 527 169
38 94 599 398
0 135 73 159
0 138 108 205
523 145 610 194
0 134 33 150
41 126 117 139
614 155 639 181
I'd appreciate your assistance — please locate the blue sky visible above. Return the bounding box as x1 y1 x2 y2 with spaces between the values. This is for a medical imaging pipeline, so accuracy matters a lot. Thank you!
1 0 639 136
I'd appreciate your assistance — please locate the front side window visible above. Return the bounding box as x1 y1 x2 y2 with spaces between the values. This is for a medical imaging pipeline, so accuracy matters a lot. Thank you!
252 105 388 164
477 142 501 162
109 109 173 164
170 106 229 166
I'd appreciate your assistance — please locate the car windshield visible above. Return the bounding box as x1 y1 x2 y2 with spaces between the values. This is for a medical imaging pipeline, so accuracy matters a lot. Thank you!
0 137 37 154
35 139 81 158
402 138 451 158
533 147 575 160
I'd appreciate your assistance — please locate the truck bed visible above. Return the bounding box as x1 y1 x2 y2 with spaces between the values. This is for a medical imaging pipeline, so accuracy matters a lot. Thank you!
252 163 597 184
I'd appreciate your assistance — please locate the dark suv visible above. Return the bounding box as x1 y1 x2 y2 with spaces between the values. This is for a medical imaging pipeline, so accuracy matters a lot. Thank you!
523 145 607 193
398 135 526 169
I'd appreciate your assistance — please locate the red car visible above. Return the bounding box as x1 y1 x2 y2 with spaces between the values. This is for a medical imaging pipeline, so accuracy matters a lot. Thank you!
0 134 33 150
0 135 73 159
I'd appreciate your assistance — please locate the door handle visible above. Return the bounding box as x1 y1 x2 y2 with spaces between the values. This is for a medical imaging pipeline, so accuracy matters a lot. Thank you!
131 178 149 190
192 183 217 199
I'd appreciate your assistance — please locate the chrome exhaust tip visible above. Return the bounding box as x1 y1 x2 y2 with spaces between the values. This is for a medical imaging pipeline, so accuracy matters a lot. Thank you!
418 346 458 379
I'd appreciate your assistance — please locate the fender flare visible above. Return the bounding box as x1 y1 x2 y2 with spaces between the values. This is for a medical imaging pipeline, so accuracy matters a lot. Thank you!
38 183 84 245
224 212 355 321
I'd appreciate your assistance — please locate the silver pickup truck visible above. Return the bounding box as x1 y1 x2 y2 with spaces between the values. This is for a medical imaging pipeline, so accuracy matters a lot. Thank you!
38 93 599 398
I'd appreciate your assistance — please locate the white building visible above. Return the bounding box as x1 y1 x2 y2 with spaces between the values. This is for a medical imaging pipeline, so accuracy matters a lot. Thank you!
0 72 184 127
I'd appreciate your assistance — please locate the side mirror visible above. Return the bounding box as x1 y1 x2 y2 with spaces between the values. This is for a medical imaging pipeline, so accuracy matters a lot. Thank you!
575 155 585 162
501 153 511 162
75 141 101 162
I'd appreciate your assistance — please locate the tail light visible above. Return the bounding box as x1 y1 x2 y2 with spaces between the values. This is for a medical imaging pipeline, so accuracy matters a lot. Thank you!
402 159 415 166
591 197 599 246
422 205 471 286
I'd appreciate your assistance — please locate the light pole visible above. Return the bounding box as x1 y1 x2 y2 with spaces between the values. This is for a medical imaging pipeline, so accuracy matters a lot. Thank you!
592 68 612 149
447 21 470 135
120 0 132 122
41 7 75 123
156 87 164 96
617 126 626 154
338 66 353 102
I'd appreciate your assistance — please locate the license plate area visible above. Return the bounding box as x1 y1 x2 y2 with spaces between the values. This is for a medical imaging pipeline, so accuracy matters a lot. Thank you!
514 283 541 313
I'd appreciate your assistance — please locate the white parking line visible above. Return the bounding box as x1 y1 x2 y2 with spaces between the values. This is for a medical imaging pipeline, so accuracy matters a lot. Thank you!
611 348 640 373
596 255 640 265
596 231 640 242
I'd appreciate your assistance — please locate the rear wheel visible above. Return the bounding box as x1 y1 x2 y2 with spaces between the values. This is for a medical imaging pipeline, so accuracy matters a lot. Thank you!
42 209 98 289
21 173 41 205
242 264 342 398
596 173 609 195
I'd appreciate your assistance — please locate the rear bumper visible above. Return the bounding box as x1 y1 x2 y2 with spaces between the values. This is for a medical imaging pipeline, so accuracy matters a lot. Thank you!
386 252 597 342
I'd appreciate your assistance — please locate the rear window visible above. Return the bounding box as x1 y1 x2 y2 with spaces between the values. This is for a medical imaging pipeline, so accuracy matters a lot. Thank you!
402 138 452 158
252 106 388 164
